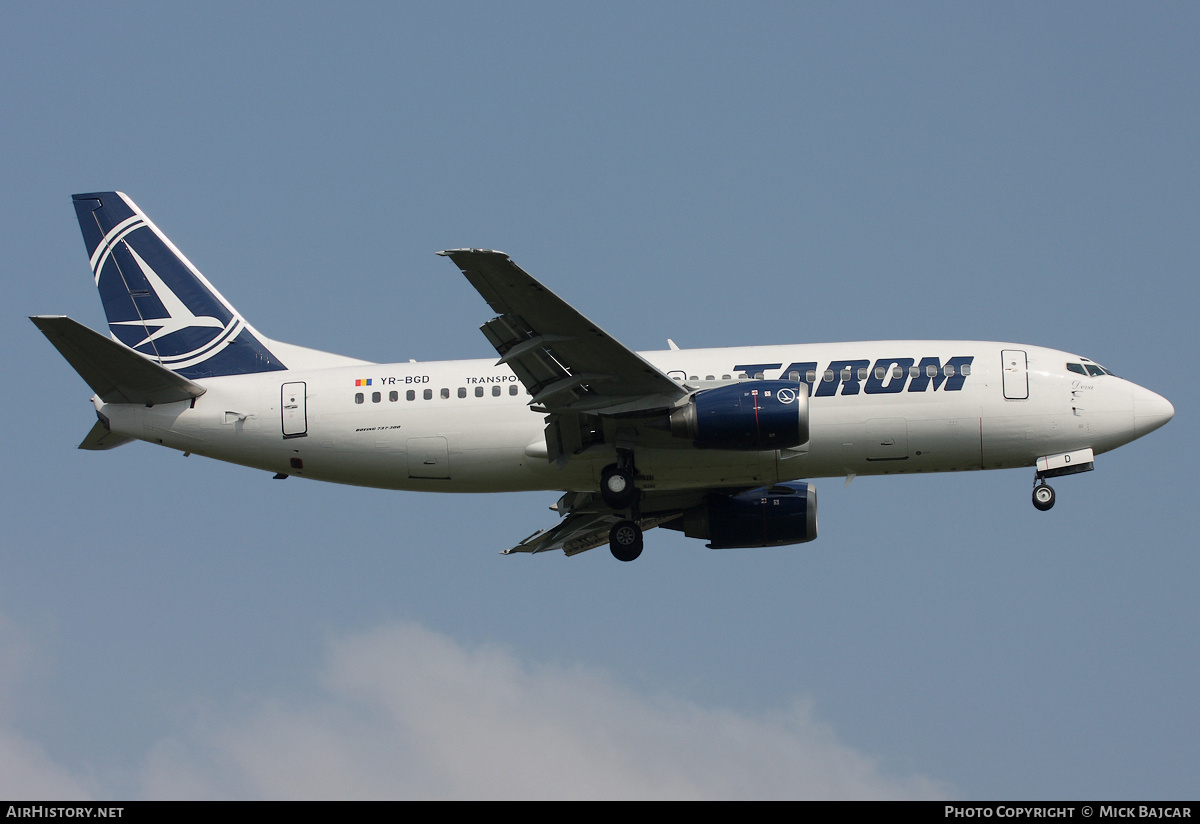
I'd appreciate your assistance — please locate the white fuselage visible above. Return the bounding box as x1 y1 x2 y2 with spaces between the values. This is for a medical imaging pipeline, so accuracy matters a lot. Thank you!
96 340 1161 495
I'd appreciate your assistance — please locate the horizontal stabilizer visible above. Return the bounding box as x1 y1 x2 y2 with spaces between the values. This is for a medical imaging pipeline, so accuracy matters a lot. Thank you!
78 419 133 450
31 315 206 405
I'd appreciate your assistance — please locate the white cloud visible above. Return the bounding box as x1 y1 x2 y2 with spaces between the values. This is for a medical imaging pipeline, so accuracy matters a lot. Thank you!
0 614 97 800
0 613 948 799
0 730 98 800
139 623 949 800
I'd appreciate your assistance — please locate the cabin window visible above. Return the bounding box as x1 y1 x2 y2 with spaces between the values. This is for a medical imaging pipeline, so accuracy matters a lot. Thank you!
945 364 956 377
840 368 852 382
722 374 731 380
389 390 398 402
926 365 937 378
492 385 501 397
892 366 904 379
371 392 381 403
689 375 698 381
475 386 484 398
961 365 971 376
707 375 716 381
509 385 519 396
355 393 364 404
406 390 415 401
857 367 868 381
806 370 817 383
423 389 432 400
910 366 920 378
823 369 835 383
875 367 886 380
441 388 450 399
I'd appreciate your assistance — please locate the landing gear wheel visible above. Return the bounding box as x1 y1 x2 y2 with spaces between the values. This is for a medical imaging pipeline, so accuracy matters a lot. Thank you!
609 520 643 562
600 464 637 509
1032 483 1056 511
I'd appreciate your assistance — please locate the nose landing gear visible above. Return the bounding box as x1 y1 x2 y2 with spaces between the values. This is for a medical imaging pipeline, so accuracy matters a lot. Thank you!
1031 448 1095 511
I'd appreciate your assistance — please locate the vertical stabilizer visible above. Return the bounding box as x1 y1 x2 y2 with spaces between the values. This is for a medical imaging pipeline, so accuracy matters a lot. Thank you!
72 192 287 378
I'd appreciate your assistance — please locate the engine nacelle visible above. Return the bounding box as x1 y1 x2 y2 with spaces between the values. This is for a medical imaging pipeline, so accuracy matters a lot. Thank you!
668 381 809 450
664 482 818 549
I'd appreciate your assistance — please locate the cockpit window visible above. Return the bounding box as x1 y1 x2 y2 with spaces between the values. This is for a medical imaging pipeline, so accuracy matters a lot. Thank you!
1068 361 1117 378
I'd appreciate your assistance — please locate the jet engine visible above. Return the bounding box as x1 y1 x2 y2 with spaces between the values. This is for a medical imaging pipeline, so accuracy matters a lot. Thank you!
667 381 809 450
663 482 818 549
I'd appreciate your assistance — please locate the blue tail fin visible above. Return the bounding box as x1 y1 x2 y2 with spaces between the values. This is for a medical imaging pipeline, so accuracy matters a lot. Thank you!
72 192 287 378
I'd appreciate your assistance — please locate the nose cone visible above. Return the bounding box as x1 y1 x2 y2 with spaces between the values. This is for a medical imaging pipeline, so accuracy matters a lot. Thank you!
1133 385 1175 438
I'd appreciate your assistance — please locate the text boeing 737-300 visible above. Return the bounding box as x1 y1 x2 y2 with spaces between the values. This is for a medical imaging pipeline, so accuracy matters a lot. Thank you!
33 192 1175 561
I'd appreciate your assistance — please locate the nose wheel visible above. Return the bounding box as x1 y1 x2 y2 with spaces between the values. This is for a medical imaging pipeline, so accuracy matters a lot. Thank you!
1032 482 1056 511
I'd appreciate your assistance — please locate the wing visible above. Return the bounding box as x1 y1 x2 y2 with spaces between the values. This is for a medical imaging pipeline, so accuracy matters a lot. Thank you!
504 491 703 556
438 249 687 416
439 249 705 553
508 508 623 556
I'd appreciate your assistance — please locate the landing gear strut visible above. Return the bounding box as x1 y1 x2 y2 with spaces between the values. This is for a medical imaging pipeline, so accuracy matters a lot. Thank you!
609 520 643 562
1032 481 1056 511
602 450 642 560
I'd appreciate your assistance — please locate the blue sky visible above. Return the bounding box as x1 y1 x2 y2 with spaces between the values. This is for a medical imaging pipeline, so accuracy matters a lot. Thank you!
2 2 1197 799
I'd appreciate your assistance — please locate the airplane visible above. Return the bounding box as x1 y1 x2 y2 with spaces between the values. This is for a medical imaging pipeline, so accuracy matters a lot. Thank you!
33 192 1175 562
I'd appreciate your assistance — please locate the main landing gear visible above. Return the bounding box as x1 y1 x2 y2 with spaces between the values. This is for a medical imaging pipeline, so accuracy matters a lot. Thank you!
600 462 637 509
1032 479 1056 511
603 453 643 561
609 520 643 562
